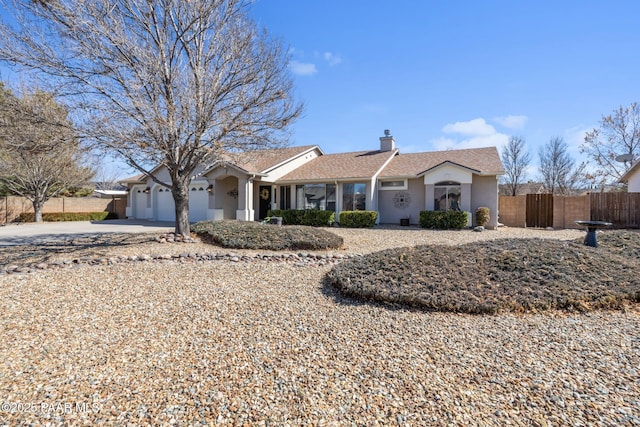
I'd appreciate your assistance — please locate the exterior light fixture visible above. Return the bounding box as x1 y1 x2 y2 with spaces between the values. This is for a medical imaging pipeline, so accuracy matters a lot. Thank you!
143 187 150 193
207 184 214 193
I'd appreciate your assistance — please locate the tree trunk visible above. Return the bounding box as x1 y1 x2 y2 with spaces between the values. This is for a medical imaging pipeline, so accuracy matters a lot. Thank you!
173 183 191 237
32 198 44 223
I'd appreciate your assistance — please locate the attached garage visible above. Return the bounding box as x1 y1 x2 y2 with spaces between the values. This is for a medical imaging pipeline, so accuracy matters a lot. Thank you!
188 184 209 222
133 188 148 219
156 187 175 222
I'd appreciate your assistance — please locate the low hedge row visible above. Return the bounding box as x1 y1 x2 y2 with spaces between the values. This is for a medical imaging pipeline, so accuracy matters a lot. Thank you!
339 210 378 228
17 212 118 222
419 210 468 229
267 209 335 226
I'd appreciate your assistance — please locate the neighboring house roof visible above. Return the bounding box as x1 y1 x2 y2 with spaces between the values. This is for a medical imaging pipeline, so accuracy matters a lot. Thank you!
378 147 504 178
620 158 640 183
120 173 146 184
499 182 546 195
94 189 128 196
278 149 398 182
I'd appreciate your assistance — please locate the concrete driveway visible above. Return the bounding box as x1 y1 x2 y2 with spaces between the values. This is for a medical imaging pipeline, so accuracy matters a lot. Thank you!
0 219 175 246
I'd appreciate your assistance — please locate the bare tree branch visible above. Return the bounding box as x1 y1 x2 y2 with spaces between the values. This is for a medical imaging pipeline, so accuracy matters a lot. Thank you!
0 85 95 221
539 137 586 195
581 102 640 185
0 0 303 235
500 136 531 196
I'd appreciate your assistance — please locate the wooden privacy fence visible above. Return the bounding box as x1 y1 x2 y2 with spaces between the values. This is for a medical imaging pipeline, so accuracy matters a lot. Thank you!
499 193 640 229
590 192 640 228
525 194 553 228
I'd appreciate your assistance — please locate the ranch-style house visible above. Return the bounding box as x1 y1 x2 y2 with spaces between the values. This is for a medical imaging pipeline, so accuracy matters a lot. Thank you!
122 131 505 228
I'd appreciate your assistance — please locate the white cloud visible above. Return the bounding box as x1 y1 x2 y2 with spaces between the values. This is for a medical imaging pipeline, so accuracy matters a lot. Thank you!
323 51 342 66
432 134 510 151
442 118 496 136
434 117 510 151
289 60 317 76
564 125 590 147
493 115 528 130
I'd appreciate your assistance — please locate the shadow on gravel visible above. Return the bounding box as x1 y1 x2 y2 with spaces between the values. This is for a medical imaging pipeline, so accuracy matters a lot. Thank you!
0 233 158 267
320 276 421 313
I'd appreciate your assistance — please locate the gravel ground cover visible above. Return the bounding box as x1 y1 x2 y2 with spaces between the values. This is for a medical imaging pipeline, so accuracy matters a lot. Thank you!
1 226 639 425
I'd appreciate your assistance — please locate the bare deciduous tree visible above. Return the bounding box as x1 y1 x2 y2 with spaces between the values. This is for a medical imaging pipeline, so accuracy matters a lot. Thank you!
93 164 127 191
581 102 640 185
0 86 94 222
500 135 531 196
539 137 587 195
0 0 303 236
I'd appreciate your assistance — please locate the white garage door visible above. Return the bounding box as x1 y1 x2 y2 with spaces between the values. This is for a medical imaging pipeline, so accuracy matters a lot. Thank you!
189 185 208 223
156 188 175 222
134 189 147 219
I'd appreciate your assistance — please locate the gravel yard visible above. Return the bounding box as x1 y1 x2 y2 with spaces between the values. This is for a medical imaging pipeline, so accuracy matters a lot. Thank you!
1 226 639 425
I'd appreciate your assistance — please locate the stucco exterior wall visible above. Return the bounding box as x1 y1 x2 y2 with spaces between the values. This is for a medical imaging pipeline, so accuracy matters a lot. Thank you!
470 175 500 228
151 166 171 183
215 176 238 219
378 178 425 224
629 171 640 192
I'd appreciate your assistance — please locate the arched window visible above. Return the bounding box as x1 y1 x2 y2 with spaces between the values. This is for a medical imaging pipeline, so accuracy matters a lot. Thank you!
434 181 461 211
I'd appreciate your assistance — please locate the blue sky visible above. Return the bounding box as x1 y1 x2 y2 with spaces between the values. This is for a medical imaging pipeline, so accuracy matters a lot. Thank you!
250 0 640 164
2 1 639 179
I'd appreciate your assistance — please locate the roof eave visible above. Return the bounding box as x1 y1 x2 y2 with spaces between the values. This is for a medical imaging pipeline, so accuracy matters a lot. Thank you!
260 145 322 174
277 176 374 184
620 160 640 183
417 161 482 177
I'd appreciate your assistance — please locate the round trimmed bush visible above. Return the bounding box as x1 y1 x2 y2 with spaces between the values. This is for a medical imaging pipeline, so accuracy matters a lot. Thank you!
192 220 343 250
326 235 640 314
475 207 490 227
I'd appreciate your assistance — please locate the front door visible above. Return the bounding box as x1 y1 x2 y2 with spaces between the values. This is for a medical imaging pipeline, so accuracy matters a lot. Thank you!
259 185 271 219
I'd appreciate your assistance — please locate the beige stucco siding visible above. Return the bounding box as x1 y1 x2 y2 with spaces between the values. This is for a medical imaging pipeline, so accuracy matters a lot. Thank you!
215 176 238 219
629 171 640 192
470 175 500 228
150 166 171 183
378 178 425 225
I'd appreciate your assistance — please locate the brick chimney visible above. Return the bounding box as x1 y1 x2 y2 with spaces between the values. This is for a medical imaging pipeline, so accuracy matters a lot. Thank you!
379 129 395 151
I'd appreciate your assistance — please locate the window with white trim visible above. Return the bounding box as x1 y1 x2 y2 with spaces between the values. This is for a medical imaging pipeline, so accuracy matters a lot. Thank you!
295 184 336 210
434 181 461 211
342 183 366 210
380 179 408 190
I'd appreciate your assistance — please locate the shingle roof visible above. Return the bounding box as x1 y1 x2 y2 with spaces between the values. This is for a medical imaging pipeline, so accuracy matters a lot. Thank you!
378 147 504 178
278 149 398 182
226 145 318 173
120 173 146 184
121 145 504 184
